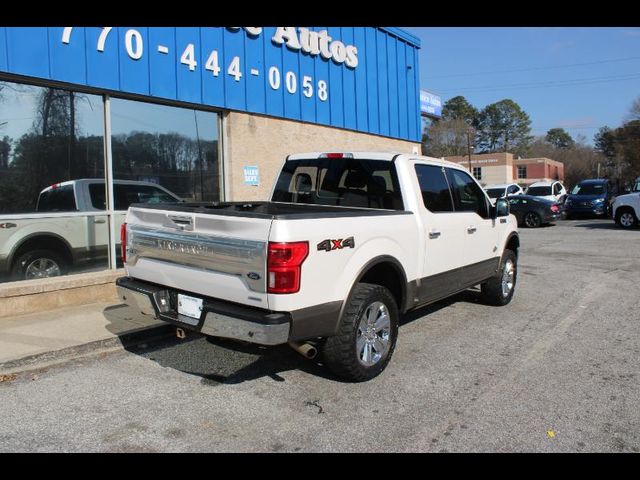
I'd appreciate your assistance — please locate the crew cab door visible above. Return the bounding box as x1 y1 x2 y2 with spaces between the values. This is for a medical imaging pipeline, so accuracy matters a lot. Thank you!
413 162 468 302
444 167 504 284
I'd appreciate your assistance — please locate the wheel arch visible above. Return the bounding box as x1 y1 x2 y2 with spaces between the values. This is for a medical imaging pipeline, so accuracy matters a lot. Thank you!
504 232 520 258
8 232 74 270
339 255 409 320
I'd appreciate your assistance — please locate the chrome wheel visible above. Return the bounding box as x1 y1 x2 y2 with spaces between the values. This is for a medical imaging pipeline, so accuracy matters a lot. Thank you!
25 258 62 279
356 301 391 367
620 212 635 228
501 259 515 298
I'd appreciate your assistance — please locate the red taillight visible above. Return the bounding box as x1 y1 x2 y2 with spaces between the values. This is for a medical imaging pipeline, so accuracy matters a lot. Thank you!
120 223 127 263
267 241 309 294
551 204 559 213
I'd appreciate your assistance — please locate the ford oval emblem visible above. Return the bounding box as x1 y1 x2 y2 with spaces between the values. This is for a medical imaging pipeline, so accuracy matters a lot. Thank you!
247 272 261 281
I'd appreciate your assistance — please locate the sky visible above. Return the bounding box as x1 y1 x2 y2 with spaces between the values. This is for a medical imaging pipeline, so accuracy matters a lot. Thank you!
404 27 640 144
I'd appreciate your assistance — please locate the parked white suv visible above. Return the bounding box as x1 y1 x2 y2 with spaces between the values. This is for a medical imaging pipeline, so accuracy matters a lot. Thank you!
612 181 640 229
484 183 524 204
117 152 520 382
526 181 567 203
0 179 181 280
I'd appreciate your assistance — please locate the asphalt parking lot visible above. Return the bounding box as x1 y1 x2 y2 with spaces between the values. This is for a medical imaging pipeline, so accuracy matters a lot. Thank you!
1 218 639 452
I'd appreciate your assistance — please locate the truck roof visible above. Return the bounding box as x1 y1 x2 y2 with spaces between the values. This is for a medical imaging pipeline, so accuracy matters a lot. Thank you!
38 179 168 194
286 151 462 169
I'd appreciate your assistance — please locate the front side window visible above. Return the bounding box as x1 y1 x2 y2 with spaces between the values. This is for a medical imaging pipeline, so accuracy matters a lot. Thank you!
445 168 489 218
472 167 482 180
114 184 180 210
414 164 454 212
508 185 520 194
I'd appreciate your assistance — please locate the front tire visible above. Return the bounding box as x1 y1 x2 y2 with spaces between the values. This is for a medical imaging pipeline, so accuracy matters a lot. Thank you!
615 208 638 229
322 283 399 382
481 249 517 306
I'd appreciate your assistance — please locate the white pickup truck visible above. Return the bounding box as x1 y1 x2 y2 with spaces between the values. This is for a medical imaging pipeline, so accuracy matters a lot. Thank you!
117 152 520 382
0 179 180 280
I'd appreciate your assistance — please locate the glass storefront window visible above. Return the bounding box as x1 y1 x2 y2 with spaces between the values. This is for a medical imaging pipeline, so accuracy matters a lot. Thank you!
110 98 221 208
0 80 222 284
0 81 108 282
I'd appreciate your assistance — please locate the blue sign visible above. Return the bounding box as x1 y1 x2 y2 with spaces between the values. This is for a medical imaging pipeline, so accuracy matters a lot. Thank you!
243 166 260 186
420 90 442 118
0 27 422 142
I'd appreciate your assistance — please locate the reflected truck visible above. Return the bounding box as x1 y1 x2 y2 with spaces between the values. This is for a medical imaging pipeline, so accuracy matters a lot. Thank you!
0 179 181 281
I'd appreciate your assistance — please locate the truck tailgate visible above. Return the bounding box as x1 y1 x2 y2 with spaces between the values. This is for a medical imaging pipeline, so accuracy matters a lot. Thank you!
124 207 272 309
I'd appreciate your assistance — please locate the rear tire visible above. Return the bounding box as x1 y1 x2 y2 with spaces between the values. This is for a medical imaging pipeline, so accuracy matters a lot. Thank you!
11 249 67 281
481 249 517 306
322 283 399 382
524 212 541 228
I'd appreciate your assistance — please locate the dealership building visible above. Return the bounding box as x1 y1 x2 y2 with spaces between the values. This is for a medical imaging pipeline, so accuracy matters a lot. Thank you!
0 26 422 315
445 152 565 188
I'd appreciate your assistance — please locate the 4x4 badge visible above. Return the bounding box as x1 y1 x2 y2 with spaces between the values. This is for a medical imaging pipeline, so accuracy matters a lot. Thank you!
317 237 355 252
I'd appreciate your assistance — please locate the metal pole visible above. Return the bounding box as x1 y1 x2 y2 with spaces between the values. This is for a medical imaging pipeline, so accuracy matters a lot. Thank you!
467 130 472 173
103 95 117 271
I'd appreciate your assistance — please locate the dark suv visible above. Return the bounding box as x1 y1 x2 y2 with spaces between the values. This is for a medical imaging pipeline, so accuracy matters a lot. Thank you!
563 179 612 219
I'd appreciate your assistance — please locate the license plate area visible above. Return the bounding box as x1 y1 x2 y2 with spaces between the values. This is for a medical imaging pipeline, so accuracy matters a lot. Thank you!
177 293 203 324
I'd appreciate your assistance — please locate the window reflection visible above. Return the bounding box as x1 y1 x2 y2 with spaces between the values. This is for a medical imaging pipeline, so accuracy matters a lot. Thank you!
110 98 220 206
0 81 107 282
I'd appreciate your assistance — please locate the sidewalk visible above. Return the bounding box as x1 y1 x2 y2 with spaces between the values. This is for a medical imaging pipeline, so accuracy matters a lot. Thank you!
0 301 172 374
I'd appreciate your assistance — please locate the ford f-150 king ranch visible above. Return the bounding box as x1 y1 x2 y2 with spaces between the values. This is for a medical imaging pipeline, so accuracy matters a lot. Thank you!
117 152 520 382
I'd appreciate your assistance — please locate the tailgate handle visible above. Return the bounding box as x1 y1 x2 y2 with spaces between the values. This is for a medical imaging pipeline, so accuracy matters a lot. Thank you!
168 215 194 230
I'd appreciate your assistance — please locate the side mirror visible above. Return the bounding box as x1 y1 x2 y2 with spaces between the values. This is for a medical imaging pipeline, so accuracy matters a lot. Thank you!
494 197 510 218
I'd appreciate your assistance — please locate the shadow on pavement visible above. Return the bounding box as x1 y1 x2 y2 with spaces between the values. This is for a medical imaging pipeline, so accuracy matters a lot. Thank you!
571 221 633 231
102 288 490 386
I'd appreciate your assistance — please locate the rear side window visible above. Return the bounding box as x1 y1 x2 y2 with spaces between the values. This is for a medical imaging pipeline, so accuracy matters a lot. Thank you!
445 168 489 218
508 185 520 194
414 164 454 212
89 184 107 210
36 185 76 212
271 158 404 210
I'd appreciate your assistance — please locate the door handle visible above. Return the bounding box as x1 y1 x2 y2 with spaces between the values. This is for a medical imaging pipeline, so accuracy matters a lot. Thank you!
429 230 441 239
467 226 477 234
93 218 106 224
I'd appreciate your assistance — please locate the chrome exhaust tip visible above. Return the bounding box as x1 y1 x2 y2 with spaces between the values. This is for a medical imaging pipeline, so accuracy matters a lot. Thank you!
289 341 318 359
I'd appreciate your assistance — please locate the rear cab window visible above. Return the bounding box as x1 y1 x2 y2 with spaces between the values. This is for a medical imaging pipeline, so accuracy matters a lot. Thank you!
271 157 404 210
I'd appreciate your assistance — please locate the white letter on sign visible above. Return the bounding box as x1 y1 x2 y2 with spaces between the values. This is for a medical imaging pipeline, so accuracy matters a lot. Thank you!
272 27 301 50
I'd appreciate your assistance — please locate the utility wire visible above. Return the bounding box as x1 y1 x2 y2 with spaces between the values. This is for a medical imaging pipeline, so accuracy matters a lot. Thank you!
426 56 640 79
437 72 640 94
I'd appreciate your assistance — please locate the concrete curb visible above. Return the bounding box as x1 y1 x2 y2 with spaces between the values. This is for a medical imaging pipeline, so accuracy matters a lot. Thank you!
0 324 175 375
